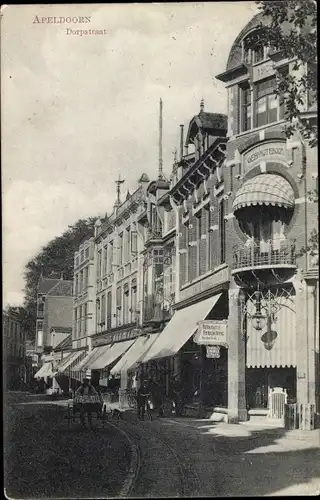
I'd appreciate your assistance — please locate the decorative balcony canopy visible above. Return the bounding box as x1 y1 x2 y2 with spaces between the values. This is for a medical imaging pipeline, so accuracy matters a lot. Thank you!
233 174 295 213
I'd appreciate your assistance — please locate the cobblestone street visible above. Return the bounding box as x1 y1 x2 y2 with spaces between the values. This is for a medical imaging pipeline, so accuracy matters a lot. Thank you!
4 394 320 498
4 393 132 499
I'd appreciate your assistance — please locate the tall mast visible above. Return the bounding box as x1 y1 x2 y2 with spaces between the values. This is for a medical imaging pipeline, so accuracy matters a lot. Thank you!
158 98 163 180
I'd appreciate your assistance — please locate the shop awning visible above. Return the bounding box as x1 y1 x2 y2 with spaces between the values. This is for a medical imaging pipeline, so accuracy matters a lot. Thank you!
71 348 100 372
34 362 53 378
57 351 82 373
90 340 135 370
233 174 295 213
141 294 222 363
110 334 159 375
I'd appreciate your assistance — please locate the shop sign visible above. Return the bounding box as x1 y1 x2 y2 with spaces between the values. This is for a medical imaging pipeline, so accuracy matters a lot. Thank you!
194 320 228 346
206 346 220 359
243 141 286 170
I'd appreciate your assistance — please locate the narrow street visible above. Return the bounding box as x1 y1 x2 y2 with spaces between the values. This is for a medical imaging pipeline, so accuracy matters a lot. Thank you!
4 393 320 498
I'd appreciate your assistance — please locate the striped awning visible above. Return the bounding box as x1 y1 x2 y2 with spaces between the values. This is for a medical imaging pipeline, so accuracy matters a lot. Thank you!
34 362 53 379
57 351 82 373
90 340 135 370
233 174 295 213
71 348 101 372
110 334 159 375
246 292 296 368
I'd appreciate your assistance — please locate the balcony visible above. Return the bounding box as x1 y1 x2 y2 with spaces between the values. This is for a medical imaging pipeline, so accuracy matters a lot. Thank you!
232 240 297 282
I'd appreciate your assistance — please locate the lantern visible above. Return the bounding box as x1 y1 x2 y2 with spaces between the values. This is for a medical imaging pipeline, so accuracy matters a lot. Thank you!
251 290 267 331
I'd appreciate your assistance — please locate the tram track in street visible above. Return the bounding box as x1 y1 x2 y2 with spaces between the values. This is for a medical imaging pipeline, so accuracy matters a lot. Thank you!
112 419 202 498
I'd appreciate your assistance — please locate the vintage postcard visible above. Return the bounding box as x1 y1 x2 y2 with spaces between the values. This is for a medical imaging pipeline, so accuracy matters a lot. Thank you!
2 2 319 498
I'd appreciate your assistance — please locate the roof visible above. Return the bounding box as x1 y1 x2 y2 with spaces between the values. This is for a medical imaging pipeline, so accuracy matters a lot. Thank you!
197 111 228 131
185 112 228 146
46 280 73 297
53 334 72 352
38 277 62 294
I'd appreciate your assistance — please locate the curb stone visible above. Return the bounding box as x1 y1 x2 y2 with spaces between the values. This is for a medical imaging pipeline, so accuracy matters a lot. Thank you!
107 421 140 498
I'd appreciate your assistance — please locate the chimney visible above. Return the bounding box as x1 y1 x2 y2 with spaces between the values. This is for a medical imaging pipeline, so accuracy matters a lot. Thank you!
180 124 184 161
200 98 204 112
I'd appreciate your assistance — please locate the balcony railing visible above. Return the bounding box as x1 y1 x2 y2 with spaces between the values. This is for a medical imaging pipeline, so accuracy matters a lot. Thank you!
232 239 296 272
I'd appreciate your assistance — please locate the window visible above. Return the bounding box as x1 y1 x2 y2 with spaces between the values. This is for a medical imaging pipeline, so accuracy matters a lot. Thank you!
103 246 108 276
107 291 112 330
84 303 88 333
131 231 138 256
196 212 202 276
75 274 79 296
131 285 137 323
85 247 89 258
124 227 131 262
84 266 89 289
218 200 226 264
97 250 102 279
118 233 123 265
153 248 164 263
253 44 264 64
96 299 100 331
255 78 277 127
116 287 122 326
79 270 83 294
101 294 106 327
108 241 113 273
206 206 212 271
123 287 129 324
241 84 252 132
79 305 82 334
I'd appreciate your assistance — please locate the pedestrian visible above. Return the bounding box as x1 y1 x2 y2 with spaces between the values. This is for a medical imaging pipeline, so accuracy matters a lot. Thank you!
149 378 163 417
137 379 151 420
75 378 99 428
170 376 183 416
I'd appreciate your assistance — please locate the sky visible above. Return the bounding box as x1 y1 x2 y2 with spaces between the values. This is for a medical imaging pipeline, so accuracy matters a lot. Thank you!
2 2 258 307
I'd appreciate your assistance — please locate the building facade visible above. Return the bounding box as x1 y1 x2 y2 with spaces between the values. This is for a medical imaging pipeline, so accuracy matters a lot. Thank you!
36 275 73 355
3 311 25 390
60 13 318 428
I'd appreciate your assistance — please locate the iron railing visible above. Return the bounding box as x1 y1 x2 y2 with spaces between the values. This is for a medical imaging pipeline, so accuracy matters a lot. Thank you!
232 239 296 271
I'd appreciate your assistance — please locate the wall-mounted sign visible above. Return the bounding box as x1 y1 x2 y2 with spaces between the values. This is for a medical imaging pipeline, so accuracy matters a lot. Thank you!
243 141 287 170
206 345 220 358
194 320 228 346
252 60 275 82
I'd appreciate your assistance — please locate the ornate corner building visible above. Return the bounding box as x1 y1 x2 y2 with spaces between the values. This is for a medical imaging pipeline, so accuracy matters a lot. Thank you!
53 13 318 429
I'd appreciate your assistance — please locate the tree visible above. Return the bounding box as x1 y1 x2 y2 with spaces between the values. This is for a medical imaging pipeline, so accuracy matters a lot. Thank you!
22 216 98 341
246 0 317 146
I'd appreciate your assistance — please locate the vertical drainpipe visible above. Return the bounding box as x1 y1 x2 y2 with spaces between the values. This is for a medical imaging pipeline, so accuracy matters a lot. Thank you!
302 141 309 403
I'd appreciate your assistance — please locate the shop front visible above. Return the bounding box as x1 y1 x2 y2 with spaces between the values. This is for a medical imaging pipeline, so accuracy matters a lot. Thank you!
139 291 229 415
